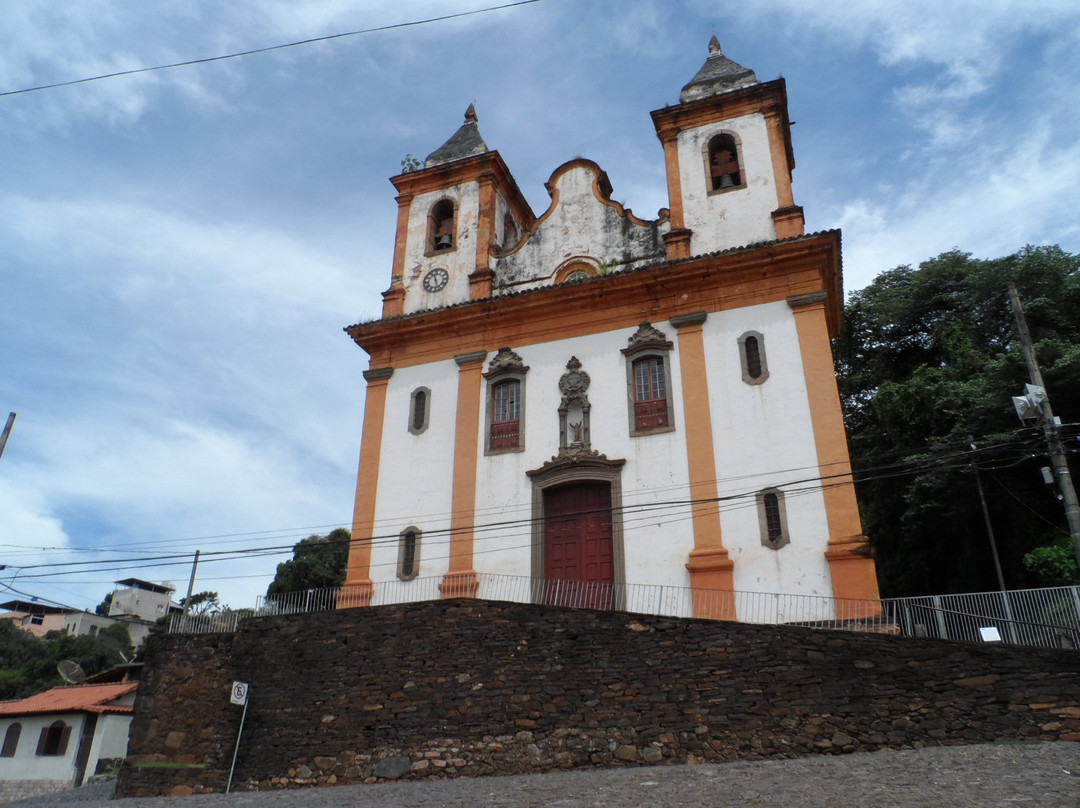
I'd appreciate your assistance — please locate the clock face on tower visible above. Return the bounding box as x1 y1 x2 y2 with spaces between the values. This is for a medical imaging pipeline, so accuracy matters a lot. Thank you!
422 267 449 292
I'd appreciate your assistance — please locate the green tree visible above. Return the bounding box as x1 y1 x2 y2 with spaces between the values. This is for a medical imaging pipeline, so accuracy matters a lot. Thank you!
834 246 1080 596
266 528 350 597
0 619 135 700
179 591 223 616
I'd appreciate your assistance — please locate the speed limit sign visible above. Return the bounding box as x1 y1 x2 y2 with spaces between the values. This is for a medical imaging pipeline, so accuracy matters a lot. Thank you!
230 681 249 706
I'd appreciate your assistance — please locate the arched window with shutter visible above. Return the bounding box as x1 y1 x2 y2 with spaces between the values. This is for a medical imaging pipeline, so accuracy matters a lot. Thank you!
36 721 70 757
1 723 21 757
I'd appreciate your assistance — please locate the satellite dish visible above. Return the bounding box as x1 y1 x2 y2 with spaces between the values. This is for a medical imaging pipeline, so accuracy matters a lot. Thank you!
57 660 87 685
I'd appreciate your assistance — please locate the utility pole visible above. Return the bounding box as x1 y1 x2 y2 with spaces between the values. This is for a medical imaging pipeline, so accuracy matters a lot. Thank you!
180 550 201 623
1008 284 1080 570
969 440 1007 592
0 413 16 462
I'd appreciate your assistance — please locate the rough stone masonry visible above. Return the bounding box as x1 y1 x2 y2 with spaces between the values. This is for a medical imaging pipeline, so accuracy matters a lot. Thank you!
118 599 1079 797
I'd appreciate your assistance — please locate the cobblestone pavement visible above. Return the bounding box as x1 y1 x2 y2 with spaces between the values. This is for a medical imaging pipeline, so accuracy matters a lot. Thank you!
9 743 1079 808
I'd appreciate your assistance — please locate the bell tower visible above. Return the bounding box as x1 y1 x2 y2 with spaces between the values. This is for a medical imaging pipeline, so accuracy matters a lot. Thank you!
381 105 534 317
651 37 804 260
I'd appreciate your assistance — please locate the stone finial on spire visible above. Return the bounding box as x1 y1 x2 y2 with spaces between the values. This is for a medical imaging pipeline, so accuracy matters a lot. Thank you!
464 103 478 124
708 34 721 56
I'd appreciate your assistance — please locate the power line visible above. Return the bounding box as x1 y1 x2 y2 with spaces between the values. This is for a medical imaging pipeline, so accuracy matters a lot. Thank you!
0 1 546 99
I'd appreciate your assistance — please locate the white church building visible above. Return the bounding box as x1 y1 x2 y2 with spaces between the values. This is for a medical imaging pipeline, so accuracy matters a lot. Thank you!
339 38 879 620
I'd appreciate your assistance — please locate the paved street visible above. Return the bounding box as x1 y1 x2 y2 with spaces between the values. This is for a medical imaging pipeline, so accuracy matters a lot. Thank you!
9 742 1079 808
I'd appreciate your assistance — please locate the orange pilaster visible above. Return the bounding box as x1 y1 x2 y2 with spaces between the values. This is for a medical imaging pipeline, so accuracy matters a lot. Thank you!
671 312 736 620
788 293 881 614
764 108 796 210
440 350 486 599
339 366 393 609
657 129 686 231
381 194 413 319
771 206 805 240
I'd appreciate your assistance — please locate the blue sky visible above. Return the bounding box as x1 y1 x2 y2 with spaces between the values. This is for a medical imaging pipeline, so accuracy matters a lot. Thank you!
2 0 1078 612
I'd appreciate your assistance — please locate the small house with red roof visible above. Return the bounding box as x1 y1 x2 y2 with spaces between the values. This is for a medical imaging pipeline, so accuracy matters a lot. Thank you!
0 678 137 801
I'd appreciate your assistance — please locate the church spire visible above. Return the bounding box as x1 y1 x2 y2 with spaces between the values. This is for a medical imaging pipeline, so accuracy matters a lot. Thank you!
679 36 758 103
424 104 489 167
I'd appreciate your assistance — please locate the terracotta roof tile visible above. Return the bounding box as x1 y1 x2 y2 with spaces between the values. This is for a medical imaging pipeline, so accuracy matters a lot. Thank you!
0 682 137 717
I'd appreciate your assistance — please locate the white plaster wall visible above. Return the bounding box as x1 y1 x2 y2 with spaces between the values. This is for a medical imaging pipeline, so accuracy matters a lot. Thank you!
494 164 667 291
402 184 479 314
702 301 834 599
369 361 458 586
494 192 521 251
365 308 838 604
471 324 698 590
109 587 171 621
85 714 131 769
678 113 779 254
0 714 79 783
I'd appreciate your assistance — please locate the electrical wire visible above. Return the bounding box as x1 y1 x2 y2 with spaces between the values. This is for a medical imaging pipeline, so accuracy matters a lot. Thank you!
0 1 546 99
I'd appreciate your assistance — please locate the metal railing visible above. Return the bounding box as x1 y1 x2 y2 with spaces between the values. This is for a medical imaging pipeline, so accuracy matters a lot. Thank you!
167 575 1080 651
883 586 1080 650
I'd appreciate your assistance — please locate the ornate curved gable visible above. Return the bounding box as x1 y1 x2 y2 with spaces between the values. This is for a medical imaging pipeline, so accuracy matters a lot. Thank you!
493 159 669 291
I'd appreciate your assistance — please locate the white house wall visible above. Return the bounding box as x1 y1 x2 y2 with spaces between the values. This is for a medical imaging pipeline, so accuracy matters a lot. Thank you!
677 112 779 253
84 713 132 770
0 713 79 783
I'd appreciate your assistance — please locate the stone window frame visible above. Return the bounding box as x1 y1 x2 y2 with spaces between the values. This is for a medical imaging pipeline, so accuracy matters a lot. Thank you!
408 386 431 435
426 198 457 255
484 348 529 455
396 526 422 581
1 723 21 757
36 721 70 757
756 487 790 550
703 130 745 194
621 322 676 437
738 330 770 385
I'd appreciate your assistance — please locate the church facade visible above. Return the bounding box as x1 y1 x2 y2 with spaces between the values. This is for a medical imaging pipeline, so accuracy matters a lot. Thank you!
340 38 879 619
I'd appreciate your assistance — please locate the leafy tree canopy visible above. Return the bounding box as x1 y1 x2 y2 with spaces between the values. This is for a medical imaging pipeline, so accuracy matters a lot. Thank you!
179 591 223 615
0 620 134 700
834 246 1080 596
266 528 350 597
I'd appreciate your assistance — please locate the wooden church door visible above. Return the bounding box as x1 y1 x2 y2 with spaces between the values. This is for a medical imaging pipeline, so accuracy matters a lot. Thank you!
542 482 614 608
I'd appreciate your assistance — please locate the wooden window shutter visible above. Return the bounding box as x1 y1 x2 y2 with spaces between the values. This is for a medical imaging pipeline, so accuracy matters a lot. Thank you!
57 725 72 756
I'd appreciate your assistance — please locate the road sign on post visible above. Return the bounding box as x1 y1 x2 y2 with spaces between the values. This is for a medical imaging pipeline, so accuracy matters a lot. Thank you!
230 681 249 706
227 682 251 793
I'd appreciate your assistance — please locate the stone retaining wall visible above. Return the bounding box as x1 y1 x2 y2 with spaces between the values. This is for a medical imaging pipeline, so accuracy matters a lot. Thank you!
117 599 1080 797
